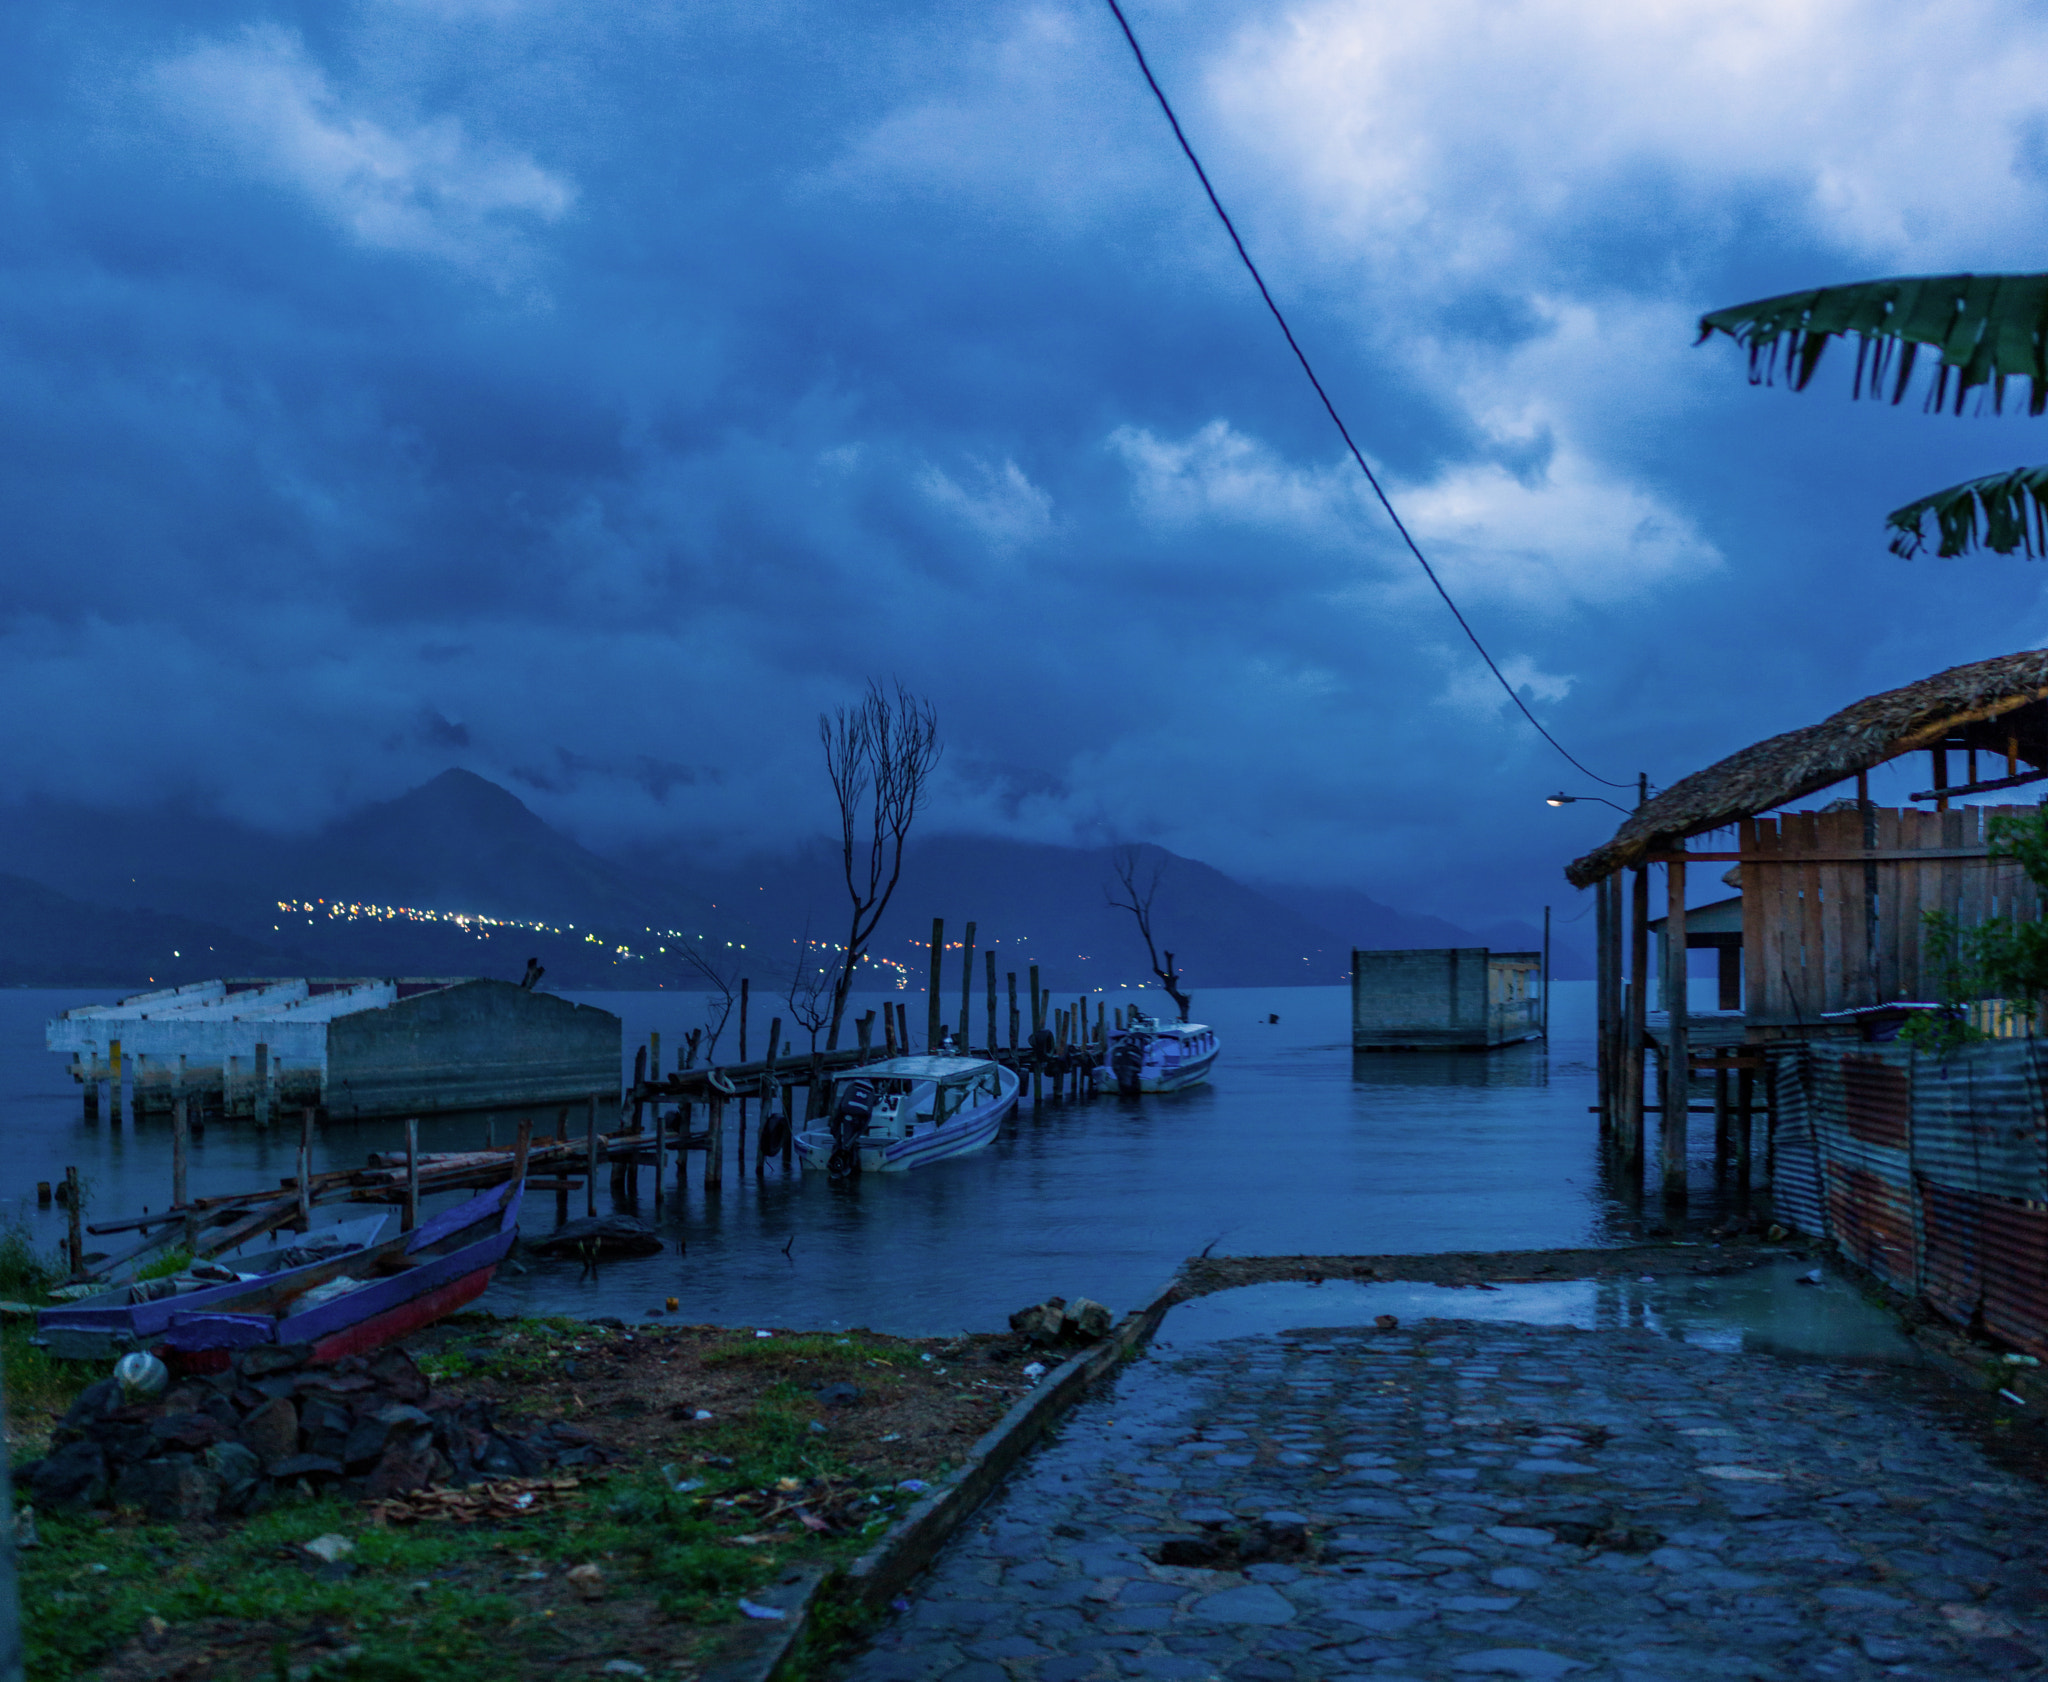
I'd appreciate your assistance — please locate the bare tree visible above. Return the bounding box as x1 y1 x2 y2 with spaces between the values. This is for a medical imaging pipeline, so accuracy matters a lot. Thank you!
1107 845 1192 1022
822 680 942 1049
785 918 834 1054
678 940 742 1063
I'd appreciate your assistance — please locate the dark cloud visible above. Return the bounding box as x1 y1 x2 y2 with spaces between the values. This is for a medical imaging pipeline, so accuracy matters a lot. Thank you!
3 0 2048 925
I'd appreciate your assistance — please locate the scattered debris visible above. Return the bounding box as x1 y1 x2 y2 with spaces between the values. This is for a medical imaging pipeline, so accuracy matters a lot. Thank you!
526 1215 664 1259
1008 1295 1113 1346
566 1562 607 1600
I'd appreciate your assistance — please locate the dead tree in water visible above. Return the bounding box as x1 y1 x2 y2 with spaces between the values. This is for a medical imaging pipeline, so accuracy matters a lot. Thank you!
821 680 942 1049
1107 845 1192 1022
678 943 741 1062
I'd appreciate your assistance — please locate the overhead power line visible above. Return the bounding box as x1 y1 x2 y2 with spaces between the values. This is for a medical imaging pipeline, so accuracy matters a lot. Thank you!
1100 0 1631 790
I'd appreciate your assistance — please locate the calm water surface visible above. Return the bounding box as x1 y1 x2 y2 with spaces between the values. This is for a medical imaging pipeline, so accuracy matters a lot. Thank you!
0 982 1716 1334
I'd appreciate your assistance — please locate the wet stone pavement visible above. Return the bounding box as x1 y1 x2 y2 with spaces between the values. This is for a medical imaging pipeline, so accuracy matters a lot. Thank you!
834 1321 2048 1682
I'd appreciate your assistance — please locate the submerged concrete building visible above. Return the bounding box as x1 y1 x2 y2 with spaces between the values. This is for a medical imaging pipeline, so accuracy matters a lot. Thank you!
49 977 621 1121
1350 948 1544 1051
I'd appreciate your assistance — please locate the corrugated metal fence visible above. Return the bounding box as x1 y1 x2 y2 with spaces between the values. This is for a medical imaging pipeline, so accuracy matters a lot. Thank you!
1775 1038 2048 1357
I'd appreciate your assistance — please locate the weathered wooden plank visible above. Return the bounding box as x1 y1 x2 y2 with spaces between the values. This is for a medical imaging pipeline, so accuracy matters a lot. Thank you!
1752 819 1787 1023
1816 810 1849 1014
1792 812 1824 1023
1873 806 1902 1001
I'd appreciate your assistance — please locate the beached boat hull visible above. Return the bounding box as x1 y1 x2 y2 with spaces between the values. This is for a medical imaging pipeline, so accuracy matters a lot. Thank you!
795 1063 1019 1173
33 1216 395 1362
153 1179 525 1365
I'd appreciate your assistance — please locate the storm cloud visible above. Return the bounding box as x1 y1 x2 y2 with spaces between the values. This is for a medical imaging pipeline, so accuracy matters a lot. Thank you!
5 0 2048 926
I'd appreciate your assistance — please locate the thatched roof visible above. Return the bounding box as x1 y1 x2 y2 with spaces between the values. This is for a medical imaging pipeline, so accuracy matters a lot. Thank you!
1564 649 2048 887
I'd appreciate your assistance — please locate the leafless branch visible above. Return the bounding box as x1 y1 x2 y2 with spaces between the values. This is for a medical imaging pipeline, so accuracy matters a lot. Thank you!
1106 844 1192 1022
821 679 941 1048
678 941 741 1062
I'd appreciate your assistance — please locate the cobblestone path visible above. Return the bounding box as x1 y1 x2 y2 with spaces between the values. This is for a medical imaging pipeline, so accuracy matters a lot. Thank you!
836 1321 2048 1682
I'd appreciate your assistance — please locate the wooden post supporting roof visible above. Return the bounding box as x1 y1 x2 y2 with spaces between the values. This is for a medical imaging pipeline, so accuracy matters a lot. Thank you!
1625 866 1649 1179
1662 859 1689 1211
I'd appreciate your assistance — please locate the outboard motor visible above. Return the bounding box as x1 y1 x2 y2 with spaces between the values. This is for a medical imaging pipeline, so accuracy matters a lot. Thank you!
1111 1032 1149 1097
827 1077 879 1179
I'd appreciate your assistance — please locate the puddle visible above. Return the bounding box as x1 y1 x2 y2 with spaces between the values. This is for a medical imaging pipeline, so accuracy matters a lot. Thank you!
1155 1258 1918 1365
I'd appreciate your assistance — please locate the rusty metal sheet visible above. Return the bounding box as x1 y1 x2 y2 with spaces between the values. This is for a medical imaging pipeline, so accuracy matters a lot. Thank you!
1908 1041 2048 1202
1839 1056 1911 1148
1916 1177 1986 1328
1768 1045 1826 1239
1809 1045 1919 1292
1979 1195 2048 1361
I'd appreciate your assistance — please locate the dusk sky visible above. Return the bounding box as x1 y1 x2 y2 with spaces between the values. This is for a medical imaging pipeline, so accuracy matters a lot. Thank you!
7 0 2048 929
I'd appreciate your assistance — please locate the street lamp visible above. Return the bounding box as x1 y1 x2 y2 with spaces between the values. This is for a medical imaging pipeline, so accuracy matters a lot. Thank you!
1546 792 1634 815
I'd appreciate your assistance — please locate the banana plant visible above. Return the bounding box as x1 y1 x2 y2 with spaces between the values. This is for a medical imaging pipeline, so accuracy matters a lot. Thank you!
1698 273 2048 556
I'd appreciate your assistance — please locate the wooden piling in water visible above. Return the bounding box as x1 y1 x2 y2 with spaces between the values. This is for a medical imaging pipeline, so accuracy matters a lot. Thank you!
707 1095 725 1190
65 1165 82 1279
959 921 977 1048
896 1002 909 1057
985 950 997 1054
297 1108 314 1233
1007 972 1018 1053
927 918 945 1051
758 1018 781 1178
1662 857 1689 1212
403 1119 420 1233
857 1011 875 1056
1625 865 1650 1183
253 1041 270 1130
1028 964 1042 1106
883 1006 897 1057
555 1106 571 1224
586 1094 600 1217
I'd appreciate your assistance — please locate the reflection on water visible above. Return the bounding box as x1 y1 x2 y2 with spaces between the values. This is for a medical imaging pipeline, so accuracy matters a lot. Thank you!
0 981 1745 1336
1155 1259 1916 1365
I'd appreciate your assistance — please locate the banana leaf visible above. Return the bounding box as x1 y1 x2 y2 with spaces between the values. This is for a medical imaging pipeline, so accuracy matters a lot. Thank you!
1699 273 2048 414
1887 463 2048 557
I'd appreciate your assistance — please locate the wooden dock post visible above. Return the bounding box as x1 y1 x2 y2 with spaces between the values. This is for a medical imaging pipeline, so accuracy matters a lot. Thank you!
857 1010 875 1055
1662 858 1689 1212
64 1165 82 1280
586 1093 599 1217
707 1093 725 1190
927 918 945 1051
297 1107 314 1233
959 921 977 1048
1007 972 1018 1052
1595 875 1616 1138
883 1006 897 1056
555 1106 571 1224
1625 865 1650 1181
653 1091 666 1213
1029 964 1043 1106
1712 1051 1731 1188
985 950 998 1053
1735 1059 1755 1213
895 1002 909 1057
758 1019 781 1178
83 1057 98 1120
737 979 751 1175
253 1042 270 1130
171 1097 190 1240
110 1039 122 1130
403 1119 420 1233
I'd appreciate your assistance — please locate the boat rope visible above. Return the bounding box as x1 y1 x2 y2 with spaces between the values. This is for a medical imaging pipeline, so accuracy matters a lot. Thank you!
1099 1 1633 791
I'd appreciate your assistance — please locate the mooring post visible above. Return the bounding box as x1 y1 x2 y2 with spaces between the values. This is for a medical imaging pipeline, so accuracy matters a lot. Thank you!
1713 1052 1731 1188
927 917 945 1051
1626 864 1651 1185
857 1011 874 1056
1029 964 1042 1106
64 1166 82 1280
738 980 751 1178
959 921 977 1048
1007 972 1018 1054
1735 1058 1755 1213
585 1094 599 1217
555 1107 571 1225
984 950 997 1054
758 1019 781 1178
896 1002 909 1057
1663 857 1689 1213
171 1097 190 1241
403 1119 420 1233
707 1094 725 1191
882 1006 897 1057
295 1108 314 1234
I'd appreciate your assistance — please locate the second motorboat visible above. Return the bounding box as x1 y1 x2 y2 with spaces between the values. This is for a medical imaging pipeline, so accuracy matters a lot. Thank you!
795 1054 1020 1175
1095 1012 1219 1095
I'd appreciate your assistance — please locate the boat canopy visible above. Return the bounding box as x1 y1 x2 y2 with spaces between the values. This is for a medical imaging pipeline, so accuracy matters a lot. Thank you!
858 1056 996 1084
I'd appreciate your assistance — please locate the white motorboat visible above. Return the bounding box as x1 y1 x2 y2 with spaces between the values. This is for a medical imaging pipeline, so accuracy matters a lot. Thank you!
1095 1013 1219 1095
795 1056 1020 1175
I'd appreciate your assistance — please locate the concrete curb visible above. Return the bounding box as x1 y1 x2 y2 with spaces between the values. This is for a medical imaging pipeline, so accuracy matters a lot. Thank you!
702 1275 1188 1682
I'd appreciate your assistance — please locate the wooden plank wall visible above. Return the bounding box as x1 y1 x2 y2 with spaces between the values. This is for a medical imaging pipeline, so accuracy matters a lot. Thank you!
1741 806 2041 1025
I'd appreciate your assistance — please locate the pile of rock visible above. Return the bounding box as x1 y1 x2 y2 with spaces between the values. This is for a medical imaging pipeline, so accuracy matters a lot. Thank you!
1007 1295 1113 1347
19 1343 613 1522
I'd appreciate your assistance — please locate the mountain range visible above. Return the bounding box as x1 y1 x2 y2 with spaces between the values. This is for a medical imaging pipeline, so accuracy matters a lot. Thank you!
0 770 1586 994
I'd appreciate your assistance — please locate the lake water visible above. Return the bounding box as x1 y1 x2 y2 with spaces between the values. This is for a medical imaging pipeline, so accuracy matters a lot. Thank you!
1 980 1740 1335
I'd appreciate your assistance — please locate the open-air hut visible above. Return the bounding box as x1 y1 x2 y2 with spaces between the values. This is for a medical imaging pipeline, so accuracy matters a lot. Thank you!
1566 648 2048 1204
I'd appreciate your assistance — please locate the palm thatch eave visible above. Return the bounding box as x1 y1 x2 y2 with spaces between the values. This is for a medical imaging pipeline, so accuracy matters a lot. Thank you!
1564 649 2048 888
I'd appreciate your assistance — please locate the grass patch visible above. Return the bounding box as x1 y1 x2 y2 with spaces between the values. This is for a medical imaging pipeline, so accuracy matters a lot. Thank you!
413 1318 612 1385
4 1321 104 1429
0 1220 60 1299
134 1248 194 1283
699 1333 926 1373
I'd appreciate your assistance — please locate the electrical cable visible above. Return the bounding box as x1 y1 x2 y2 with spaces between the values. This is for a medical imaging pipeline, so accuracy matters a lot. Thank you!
1101 0 1632 790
